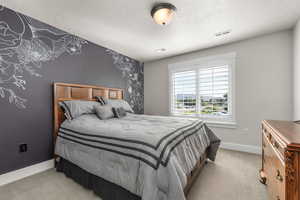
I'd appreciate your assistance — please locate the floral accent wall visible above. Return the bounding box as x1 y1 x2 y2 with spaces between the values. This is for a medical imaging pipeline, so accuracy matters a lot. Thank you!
0 6 143 113
0 6 144 175
106 49 144 114
0 6 87 108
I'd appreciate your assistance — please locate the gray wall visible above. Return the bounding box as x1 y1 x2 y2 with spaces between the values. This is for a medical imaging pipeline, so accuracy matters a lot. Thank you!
294 20 300 120
144 30 293 148
0 7 143 175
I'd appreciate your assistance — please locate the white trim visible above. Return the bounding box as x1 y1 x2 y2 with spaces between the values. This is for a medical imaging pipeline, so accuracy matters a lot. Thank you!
0 159 54 186
220 142 261 155
206 121 237 129
0 145 259 187
168 52 236 124
168 52 237 70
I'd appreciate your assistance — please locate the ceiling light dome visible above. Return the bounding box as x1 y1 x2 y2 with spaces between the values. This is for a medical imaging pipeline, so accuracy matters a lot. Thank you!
151 3 177 26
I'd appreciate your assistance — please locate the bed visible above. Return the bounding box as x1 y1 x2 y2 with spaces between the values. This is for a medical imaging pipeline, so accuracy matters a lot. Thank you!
53 82 221 200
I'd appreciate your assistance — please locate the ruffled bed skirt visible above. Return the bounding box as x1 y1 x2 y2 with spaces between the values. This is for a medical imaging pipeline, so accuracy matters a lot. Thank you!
56 158 141 200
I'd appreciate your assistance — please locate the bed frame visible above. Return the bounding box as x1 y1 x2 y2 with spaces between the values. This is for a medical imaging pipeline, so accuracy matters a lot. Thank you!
53 82 124 143
53 82 207 196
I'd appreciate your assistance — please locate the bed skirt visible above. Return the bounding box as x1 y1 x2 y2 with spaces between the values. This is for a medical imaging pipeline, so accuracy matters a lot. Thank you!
56 158 141 200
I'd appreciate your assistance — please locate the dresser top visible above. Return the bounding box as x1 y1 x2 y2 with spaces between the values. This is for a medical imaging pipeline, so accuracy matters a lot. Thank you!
264 120 300 148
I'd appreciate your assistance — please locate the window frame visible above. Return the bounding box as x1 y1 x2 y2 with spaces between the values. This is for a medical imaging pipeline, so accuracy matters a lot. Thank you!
168 52 236 126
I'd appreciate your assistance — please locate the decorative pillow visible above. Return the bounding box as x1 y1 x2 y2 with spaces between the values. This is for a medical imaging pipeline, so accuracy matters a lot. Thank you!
95 96 108 105
59 102 73 121
59 100 99 120
112 107 127 118
107 99 134 113
94 104 114 120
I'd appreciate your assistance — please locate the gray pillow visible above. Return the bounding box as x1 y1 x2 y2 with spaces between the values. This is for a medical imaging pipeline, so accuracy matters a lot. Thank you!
59 100 99 120
106 99 134 113
95 96 108 105
112 107 127 118
94 104 114 120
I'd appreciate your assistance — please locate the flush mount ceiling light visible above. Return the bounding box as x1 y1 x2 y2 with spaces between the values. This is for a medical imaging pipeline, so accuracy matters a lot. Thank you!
156 48 167 53
151 3 177 26
215 30 232 37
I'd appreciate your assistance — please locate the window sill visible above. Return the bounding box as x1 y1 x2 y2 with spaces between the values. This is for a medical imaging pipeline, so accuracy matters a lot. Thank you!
206 121 237 129
169 115 237 129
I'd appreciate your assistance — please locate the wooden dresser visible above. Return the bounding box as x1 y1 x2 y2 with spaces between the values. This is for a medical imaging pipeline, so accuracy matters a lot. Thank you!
260 120 300 200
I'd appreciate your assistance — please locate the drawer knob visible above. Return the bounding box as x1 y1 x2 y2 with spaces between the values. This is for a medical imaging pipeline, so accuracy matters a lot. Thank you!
273 141 279 149
276 196 280 200
276 170 283 182
268 134 272 140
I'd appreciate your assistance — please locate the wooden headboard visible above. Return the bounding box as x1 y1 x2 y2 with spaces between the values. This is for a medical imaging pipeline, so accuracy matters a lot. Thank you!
53 82 124 144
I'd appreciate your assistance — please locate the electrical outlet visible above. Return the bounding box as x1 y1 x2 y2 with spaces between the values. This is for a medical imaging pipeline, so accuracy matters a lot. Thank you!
19 144 27 153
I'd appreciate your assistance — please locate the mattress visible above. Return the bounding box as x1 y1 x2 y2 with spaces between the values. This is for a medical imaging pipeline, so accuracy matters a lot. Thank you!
55 113 220 200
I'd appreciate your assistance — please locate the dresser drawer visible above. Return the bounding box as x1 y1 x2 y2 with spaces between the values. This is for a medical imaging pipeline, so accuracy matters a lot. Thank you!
263 133 285 200
273 157 285 200
261 120 300 200
262 124 285 161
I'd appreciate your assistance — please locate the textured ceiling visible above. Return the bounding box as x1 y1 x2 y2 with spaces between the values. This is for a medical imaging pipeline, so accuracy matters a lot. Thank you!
2 0 300 61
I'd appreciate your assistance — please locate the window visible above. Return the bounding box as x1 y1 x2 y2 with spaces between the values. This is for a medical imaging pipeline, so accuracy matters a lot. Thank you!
169 53 236 124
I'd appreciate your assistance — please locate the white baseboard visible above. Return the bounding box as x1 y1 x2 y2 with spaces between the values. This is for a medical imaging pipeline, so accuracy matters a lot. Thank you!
220 142 261 155
0 159 54 187
0 143 259 186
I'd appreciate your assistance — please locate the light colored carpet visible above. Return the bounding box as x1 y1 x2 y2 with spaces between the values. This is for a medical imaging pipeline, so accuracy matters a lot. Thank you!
0 149 268 200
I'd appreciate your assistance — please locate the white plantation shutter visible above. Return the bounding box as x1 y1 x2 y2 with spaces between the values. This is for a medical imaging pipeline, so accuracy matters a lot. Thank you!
172 70 197 115
199 66 230 117
169 53 235 122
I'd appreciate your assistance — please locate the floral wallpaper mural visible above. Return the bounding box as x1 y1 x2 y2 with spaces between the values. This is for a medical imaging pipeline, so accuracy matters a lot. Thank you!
0 6 87 108
0 5 144 175
106 49 144 114
0 6 144 112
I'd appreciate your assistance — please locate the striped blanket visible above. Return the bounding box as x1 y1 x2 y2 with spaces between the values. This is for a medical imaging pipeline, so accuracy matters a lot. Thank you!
55 113 220 200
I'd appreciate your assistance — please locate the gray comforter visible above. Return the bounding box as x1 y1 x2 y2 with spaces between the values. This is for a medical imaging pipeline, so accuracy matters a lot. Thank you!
55 113 220 200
